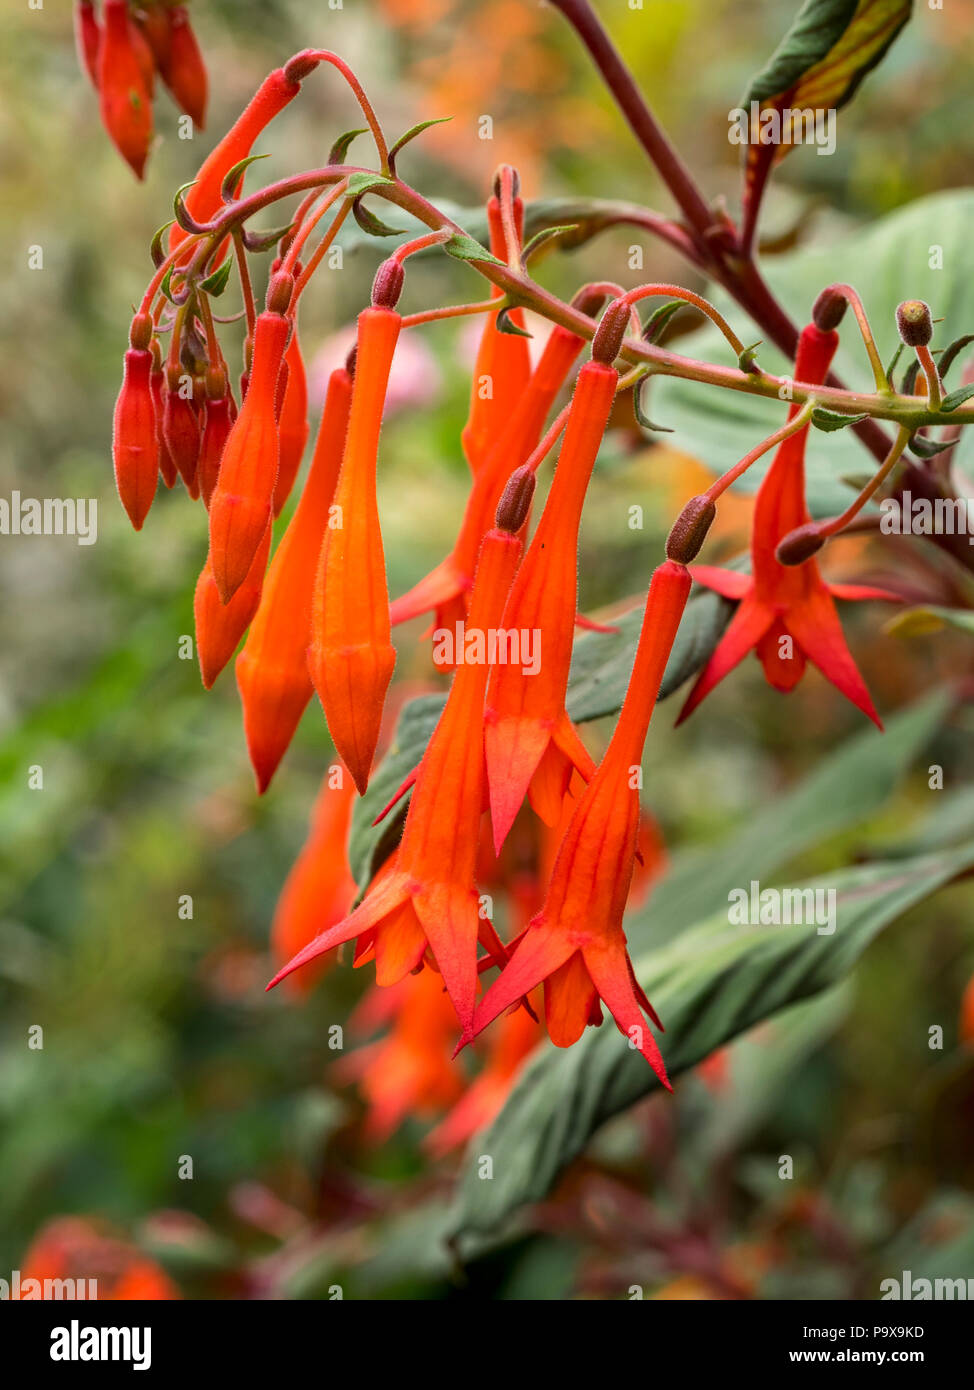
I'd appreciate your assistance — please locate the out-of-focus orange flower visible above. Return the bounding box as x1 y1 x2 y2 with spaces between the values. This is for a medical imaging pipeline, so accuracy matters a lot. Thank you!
18 1217 179 1301
270 766 357 994
336 972 465 1139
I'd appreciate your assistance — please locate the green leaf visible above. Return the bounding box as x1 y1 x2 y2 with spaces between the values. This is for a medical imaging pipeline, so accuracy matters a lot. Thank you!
200 260 233 297
449 838 973 1245
327 128 367 166
351 198 406 239
629 690 948 953
149 219 175 269
908 433 953 459
641 299 686 345
940 383 974 412
520 223 581 263
885 605 974 637
344 172 395 200
745 0 912 112
388 117 453 169
496 307 533 339
219 152 269 204
811 407 868 431
442 232 506 267
633 377 673 434
652 190 974 513
738 341 763 372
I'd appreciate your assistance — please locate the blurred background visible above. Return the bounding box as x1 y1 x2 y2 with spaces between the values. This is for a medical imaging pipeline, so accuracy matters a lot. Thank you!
1 0 973 1299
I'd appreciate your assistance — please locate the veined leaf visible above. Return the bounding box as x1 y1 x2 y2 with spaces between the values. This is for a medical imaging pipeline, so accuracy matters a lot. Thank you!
449 837 974 1244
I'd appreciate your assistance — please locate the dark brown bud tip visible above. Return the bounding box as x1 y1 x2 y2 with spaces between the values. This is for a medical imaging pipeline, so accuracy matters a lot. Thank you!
371 257 405 311
283 50 320 84
129 311 154 352
344 346 358 380
775 522 826 566
570 285 609 320
812 286 848 333
665 494 716 564
205 364 227 400
266 271 294 316
491 165 521 201
591 298 631 365
896 299 933 348
495 465 536 533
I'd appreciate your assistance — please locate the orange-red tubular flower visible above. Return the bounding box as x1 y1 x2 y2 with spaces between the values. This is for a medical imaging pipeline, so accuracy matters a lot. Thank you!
74 1 100 88
168 58 312 260
98 0 152 180
679 323 894 727
272 325 310 515
270 767 357 994
194 523 272 689
309 307 400 795
485 359 618 851
162 365 201 492
160 5 207 129
465 560 692 1084
196 371 235 509
208 306 290 603
113 336 159 531
270 505 527 1034
237 363 353 791
461 194 530 474
390 319 589 635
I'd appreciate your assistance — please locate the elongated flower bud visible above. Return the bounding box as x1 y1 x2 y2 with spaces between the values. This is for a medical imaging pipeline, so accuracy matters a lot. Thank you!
208 311 289 603
162 364 201 492
197 369 234 509
98 0 152 179
74 1 100 88
194 524 272 689
161 5 207 129
150 360 178 489
666 493 716 563
113 347 158 530
309 306 400 794
169 64 308 259
127 14 156 98
273 326 309 515
775 520 826 566
237 365 354 791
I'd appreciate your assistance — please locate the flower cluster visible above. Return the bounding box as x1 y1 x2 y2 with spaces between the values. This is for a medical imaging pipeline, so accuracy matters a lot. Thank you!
112 52 955 1099
74 0 207 178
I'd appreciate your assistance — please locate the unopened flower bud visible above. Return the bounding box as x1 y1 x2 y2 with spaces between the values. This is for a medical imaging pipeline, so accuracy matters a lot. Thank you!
266 271 294 317
776 522 826 566
812 286 848 333
283 50 320 84
129 311 154 352
571 286 609 319
591 298 631 365
896 300 933 348
495 465 536 533
665 494 717 563
491 165 521 200
371 257 405 311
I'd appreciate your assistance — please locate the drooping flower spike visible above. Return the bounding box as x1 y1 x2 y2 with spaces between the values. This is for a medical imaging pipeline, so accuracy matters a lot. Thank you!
464 558 693 1085
236 357 354 791
678 314 897 727
268 468 536 1035
77 1 211 179
485 301 629 851
390 288 606 643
